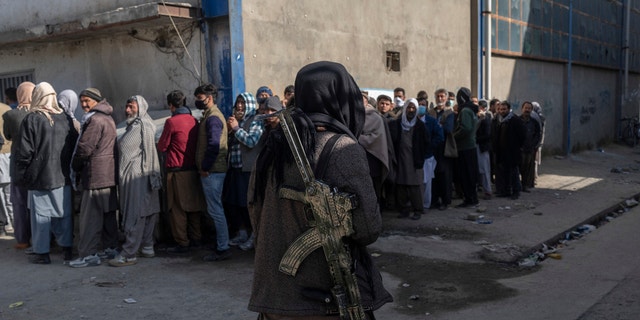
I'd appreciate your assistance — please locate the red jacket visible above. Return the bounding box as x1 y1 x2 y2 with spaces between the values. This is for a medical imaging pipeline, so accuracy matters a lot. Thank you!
157 112 198 170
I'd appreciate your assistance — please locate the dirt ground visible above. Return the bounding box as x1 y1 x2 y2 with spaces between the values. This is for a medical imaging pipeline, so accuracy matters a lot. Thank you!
1 144 639 319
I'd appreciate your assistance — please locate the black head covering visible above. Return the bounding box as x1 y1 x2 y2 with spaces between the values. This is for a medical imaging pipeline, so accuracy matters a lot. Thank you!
456 87 478 113
253 61 364 202
294 61 365 140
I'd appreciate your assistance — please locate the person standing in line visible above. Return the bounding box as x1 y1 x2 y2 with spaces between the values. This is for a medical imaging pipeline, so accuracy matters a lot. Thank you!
389 98 430 220
69 88 119 268
418 97 444 211
531 101 545 184
452 88 480 208
224 92 263 251
429 88 456 211
158 90 206 254
57 90 81 134
194 83 230 262
248 61 392 319
358 91 391 205
0 101 13 237
519 101 542 192
4 87 18 109
492 101 525 199
281 85 295 108
476 100 493 200
3 82 35 250
14 82 78 264
109 95 162 267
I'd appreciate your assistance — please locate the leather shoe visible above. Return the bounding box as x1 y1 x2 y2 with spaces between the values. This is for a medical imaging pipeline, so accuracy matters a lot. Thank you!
29 253 51 264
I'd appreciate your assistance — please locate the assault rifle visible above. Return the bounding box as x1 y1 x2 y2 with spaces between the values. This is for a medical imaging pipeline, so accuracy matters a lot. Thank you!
261 107 365 320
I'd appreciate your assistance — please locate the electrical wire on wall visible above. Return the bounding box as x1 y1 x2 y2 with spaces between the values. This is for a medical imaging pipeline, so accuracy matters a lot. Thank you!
161 0 201 79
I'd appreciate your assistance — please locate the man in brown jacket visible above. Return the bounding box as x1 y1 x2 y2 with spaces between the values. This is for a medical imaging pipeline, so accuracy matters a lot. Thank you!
69 88 119 268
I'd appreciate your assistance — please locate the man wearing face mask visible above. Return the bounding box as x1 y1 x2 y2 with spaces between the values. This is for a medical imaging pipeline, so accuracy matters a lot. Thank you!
388 98 430 220
418 97 444 211
391 87 406 118
194 83 231 261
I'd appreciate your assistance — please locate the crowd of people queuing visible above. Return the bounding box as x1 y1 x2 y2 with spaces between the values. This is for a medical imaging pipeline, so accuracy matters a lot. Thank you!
0 81 281 266
0 61 547 318
0 78 545 265
373 87 545 221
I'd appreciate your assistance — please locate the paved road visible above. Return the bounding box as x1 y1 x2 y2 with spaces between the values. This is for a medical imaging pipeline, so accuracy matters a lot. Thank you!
432 205 640 320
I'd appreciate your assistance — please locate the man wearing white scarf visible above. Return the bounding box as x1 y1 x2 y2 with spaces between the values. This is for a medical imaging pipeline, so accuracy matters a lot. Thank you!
388 98 430 220
14 82 78 264
109 95 161 267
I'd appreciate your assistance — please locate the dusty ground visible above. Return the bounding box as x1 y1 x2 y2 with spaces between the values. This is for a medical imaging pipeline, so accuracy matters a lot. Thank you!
1 144 639 319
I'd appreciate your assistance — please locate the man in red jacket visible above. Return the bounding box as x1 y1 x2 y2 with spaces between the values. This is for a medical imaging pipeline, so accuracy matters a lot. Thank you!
157 90 206 254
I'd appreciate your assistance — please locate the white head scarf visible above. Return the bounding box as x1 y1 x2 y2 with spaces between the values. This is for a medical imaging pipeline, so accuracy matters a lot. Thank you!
401 98 419 131
30 82 63 126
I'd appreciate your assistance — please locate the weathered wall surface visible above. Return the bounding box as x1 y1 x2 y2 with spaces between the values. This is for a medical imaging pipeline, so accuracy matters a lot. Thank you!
491 57 566 153
0 0 199 33
492 56 640 153
240 0 473 99
0 25 204 123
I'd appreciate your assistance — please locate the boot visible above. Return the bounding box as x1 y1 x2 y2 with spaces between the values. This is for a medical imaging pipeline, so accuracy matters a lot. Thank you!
29 253 51 264
63 247 73 262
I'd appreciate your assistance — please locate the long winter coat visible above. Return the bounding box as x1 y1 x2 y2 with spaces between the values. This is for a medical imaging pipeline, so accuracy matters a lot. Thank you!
248 131 392 316
72 100 118 190
492 112 525 167
15 112 77 190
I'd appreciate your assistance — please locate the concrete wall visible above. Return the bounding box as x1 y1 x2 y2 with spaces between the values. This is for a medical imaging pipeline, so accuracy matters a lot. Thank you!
240 0 473 100
0 0 199 33
491 55 640 154
0 25 205 123
491 57 566 153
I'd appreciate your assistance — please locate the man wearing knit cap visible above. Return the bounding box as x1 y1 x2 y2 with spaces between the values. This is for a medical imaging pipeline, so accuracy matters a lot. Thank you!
255 86 273 106
69 88 119 268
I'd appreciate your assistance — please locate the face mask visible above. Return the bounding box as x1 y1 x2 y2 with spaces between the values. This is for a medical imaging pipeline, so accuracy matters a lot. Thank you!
446 100 454 107
394 97 404 108
418 105 426 116
257 97 267 105
195 98 207 110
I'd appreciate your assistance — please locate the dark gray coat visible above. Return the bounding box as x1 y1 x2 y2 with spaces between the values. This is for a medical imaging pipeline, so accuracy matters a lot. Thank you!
15 112 77 190
248 131 392 316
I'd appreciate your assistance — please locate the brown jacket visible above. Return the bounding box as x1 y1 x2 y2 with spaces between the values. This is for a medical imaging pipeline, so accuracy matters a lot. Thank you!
72 100 118 190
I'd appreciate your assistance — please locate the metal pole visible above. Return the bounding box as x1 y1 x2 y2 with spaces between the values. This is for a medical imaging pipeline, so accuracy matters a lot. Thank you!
478 0 483 98
624 0 631 101
484 0 492 100
567 0 573 155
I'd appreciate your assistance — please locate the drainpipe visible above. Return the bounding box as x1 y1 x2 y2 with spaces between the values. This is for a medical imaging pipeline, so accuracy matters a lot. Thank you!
478 0 483 98
566 0 573 156
624 0 630 102
229 0 246 99
483 0 492 100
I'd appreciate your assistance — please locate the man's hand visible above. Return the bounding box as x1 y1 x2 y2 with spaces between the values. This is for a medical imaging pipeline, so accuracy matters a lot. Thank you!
199 170 209 177
227 116 238 131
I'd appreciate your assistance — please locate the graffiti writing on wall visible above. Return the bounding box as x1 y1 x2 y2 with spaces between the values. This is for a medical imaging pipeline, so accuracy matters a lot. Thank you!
579 90 610 125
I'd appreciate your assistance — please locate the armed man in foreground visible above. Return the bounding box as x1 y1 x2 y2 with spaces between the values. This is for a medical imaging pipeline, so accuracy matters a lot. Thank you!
247 61 392 319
